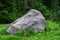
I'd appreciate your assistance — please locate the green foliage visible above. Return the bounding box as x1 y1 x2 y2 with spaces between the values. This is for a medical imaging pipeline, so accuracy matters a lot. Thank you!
0 24 8 35
15 30 24 36
31 0 52 19
50 0 60 21
0 9 24 23
0 0 60 23
15 29 36 36
0 0 24 23
46 20 60 31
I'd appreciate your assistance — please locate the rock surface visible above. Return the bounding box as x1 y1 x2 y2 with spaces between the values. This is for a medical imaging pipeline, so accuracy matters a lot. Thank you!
6 9 46 35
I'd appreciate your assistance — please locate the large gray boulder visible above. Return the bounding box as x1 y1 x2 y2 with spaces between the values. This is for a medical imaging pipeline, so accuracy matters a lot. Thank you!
6 9 46 35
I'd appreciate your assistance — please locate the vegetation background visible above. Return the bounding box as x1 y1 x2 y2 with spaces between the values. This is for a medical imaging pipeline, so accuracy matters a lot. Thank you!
0 0 60 23
0 0 60 40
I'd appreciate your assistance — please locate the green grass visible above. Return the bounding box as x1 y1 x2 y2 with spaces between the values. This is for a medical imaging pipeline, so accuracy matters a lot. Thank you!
0 20 60 40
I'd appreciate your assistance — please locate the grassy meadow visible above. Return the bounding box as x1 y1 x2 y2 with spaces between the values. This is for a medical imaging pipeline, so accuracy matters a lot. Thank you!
0 20 60 40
